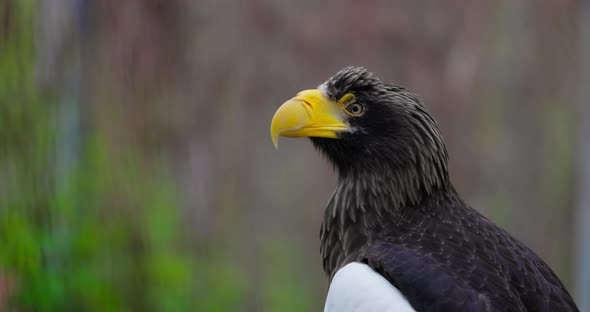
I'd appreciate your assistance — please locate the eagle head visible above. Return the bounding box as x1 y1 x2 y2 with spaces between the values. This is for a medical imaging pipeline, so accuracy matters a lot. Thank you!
271 66 448 187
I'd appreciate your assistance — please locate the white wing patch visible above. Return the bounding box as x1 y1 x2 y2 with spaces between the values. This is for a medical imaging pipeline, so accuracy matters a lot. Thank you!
324 262 416 312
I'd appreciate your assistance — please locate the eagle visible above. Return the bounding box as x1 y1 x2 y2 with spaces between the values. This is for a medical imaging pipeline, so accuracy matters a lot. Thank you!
270 67 578 312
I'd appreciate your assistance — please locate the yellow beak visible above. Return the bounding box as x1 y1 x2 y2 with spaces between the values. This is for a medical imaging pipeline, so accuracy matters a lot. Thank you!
270 89 349 148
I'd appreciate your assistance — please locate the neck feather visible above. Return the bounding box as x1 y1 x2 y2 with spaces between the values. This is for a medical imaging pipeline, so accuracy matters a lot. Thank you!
320 158 455 277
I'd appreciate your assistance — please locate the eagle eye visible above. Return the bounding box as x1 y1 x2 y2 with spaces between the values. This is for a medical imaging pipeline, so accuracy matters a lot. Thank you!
338 93 364 116
345 103 365 116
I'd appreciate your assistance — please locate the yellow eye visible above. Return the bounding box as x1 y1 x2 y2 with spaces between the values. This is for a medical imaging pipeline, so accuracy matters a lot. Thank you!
345 103 364 116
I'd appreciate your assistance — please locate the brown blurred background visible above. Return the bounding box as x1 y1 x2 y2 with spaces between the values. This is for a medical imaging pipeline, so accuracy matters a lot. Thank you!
1 0 589 311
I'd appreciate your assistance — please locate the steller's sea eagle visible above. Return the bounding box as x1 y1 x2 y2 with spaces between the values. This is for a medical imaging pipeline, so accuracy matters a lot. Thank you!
270 66 578 312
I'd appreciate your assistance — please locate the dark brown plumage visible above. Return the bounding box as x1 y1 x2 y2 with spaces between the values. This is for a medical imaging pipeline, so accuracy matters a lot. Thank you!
313 67 578 311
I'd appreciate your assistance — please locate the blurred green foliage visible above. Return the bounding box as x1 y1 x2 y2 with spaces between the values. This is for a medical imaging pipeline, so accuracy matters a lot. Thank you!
0 1 245 311
262 241 315 312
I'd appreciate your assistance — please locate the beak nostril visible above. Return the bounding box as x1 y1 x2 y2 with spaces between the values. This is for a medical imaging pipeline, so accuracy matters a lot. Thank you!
301 99 313 108
300 100 313 118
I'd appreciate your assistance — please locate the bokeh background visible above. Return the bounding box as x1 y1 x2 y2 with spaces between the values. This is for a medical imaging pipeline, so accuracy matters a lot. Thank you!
1 0 589 311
